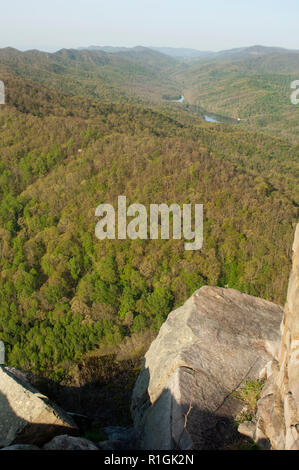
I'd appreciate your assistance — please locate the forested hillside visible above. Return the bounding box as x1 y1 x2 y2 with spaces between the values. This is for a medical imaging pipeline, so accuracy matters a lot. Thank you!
0 47 179 104
175 46 299 141
0 56 298 381
1 45 298 140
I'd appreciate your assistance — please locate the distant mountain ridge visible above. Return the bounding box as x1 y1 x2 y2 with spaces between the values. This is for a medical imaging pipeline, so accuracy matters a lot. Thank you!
1 44 298 139
0 45 179 104
0 40 298 417
79 45 213 60
78 44 299 61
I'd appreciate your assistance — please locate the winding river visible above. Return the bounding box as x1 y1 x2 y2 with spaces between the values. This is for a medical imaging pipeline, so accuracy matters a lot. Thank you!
172 95 223 123
173 95 185 103
203 114 222 123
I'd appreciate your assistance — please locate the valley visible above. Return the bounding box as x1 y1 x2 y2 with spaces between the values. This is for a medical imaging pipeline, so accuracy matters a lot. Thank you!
0 44 298 433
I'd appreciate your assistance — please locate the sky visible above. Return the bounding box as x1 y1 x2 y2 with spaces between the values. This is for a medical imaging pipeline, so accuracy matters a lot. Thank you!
1 0 298 52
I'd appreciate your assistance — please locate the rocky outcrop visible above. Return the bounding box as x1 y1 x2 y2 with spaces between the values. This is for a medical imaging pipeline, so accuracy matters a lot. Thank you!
97 426 138 450
43 435 98 450
0 366 78 448
131 286 282 449
0 444 40 450
2 225 298 451
255 224 299 450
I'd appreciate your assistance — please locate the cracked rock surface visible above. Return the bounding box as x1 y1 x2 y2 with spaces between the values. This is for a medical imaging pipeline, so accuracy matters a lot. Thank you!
255 224 299 450
131 286 282 450
0 367 78 447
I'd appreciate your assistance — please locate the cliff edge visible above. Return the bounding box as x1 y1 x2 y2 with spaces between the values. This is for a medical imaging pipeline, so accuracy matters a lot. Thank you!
131 285 282 449
255 224 299 449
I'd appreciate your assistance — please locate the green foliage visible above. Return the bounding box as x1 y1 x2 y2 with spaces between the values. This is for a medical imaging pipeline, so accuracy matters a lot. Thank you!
235 380 265 409
145 287 174 318
131 315 148 333
0 49 297 380
6 307 104 375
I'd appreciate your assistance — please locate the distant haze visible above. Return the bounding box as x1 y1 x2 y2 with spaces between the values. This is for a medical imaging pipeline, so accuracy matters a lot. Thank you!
79 46 215 60
78 45 299 61
0 0 298 52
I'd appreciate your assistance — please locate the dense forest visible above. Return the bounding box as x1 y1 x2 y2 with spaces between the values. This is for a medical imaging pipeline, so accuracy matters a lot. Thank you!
1 45 299 140
174 46 299 141
0 46 298 388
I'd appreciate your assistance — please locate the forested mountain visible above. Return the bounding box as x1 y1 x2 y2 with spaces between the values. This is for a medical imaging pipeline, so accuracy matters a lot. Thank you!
0 46 179 104
79 45 213 60
0 45 298 395
175 46 299 140
80 44 299 61
202 45 298 62
0 50 298 381
2 45 298 141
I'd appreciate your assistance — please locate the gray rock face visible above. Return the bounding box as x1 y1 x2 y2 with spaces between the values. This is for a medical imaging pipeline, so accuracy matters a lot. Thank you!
131 286 282 450
256 224 299 450
97 440 128 450
0 444 40 450
0 367 78 448
237 421 256 440
100 426 138 449
43 435 98 450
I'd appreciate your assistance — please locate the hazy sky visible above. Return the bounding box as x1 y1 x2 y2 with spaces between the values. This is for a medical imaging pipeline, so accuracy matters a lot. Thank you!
1 0 298 52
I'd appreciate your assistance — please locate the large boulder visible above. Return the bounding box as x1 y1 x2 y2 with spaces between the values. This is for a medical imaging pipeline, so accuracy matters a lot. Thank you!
256 224 299 449
43 435 98 450
97 426 138 450
131 286 282 449
0 367 78 448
